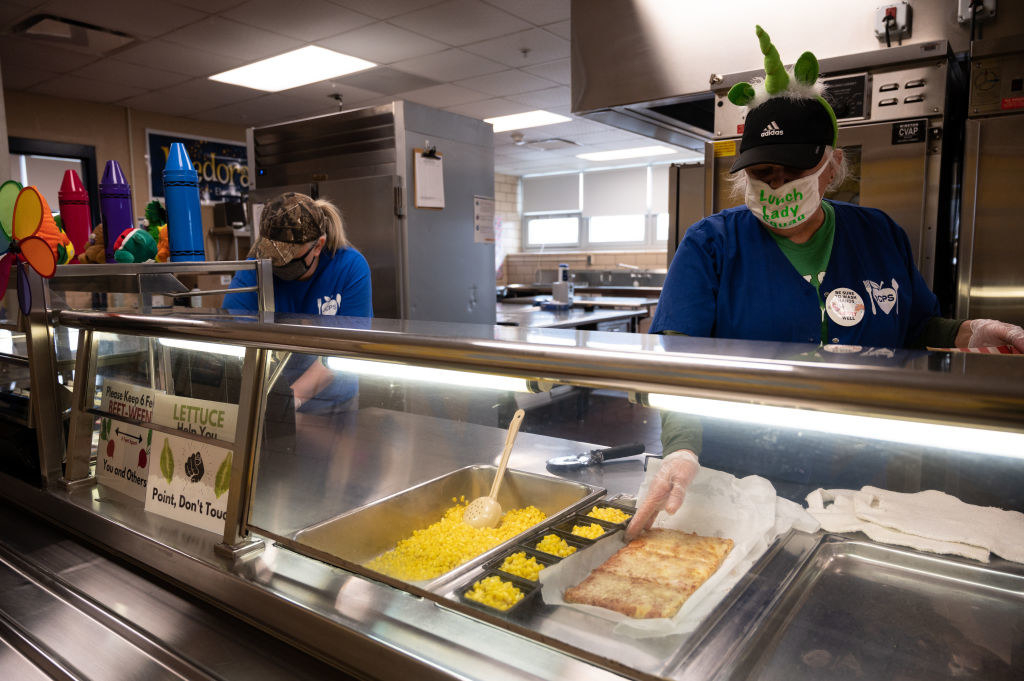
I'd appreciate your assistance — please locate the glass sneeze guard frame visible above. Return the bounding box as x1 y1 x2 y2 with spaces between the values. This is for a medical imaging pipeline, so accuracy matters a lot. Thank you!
53 308 1024 556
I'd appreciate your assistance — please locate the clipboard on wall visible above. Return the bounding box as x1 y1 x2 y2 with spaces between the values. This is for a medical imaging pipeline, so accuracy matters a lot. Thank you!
413 147 445 209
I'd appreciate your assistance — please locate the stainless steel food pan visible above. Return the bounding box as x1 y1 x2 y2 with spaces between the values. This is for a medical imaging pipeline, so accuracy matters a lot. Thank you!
293 465 605 591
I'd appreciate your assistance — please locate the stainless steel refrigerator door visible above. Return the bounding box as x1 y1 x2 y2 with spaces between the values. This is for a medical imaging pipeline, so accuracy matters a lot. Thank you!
957 116 1024 324
317 176 403 320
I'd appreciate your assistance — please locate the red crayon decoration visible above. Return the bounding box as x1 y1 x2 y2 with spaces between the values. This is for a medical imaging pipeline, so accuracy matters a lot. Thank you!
58 169 91 262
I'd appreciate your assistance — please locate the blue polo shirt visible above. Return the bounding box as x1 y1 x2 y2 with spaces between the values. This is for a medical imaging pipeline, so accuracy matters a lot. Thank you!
650 202 938 348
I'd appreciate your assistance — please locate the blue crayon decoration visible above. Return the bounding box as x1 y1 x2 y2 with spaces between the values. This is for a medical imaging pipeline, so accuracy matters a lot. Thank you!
98 160 135 263
163 142 206 262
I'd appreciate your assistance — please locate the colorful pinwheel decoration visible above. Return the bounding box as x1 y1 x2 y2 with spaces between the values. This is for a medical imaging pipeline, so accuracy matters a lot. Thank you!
0 180 75 315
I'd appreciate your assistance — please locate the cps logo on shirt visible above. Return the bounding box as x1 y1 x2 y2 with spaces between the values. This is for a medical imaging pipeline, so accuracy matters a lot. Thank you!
317 294 342 315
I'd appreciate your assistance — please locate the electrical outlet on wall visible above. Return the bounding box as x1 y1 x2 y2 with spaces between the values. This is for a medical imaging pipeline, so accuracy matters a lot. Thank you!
957 0 996 24
874 2 912 44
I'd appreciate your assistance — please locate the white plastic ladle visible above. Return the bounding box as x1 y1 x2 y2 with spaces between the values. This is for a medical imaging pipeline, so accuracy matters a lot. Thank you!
464 409 526 528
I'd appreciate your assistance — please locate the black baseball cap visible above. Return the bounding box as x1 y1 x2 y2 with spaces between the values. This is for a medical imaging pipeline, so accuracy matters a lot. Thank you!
730 97 837 172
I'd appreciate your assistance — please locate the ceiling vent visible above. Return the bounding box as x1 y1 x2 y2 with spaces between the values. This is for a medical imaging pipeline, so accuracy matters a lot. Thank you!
524 138 580 151
13 15 136 55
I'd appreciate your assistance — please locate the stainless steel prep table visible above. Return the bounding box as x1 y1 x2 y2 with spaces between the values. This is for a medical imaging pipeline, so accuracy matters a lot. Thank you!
495 301 647 331
3 284 1023 681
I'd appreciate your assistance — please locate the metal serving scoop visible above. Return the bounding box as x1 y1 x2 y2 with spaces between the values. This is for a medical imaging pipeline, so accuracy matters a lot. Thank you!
464 409 526 528
545 442 646 471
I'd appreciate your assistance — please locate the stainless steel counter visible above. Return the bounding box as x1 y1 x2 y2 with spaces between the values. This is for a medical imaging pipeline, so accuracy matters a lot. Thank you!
0 499 347 681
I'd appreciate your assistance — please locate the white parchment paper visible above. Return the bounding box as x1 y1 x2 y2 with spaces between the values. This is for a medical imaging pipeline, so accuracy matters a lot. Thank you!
540 463 819 638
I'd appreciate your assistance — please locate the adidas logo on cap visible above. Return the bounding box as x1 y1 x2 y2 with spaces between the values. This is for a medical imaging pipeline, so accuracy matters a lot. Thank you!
760 121 783 137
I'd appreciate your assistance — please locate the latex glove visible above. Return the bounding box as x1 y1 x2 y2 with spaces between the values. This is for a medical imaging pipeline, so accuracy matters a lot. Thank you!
965 319 1024 352
625 450 699 541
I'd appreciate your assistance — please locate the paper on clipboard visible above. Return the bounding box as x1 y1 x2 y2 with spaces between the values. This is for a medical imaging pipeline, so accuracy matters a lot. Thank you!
414 149 444 209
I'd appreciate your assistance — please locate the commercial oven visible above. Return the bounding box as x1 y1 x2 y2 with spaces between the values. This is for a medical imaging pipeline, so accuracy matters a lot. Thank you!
957 34 1024 325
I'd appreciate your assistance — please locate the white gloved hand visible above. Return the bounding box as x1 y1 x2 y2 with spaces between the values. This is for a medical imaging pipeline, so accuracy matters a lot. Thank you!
625 450 699 540
966 319 1024 352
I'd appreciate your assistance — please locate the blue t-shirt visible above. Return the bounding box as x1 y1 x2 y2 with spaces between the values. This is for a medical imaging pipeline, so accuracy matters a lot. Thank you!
224 247 372 412
650 202 939 348
223 246 372 317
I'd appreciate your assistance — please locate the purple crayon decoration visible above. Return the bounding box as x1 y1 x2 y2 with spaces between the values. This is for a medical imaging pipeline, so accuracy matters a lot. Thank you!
163 143 206 262
98 160 134 263
58 169 92 262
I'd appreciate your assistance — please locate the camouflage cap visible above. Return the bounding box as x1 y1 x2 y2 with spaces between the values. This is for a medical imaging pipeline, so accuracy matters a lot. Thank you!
248 192 325 266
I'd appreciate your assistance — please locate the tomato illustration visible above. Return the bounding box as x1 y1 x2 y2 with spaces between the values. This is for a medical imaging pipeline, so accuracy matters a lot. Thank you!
138 448 148 468
106 439 115 457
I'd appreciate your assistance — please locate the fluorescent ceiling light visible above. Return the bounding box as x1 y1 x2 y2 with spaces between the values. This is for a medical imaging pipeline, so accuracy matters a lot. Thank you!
577 146 677 161
209 46 376 92
485 110 572 133
326 356 530 393
159 337 246 358
647 393 1024 461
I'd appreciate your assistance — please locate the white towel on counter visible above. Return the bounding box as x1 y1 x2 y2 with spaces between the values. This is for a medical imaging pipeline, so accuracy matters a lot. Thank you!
806 487 1024 564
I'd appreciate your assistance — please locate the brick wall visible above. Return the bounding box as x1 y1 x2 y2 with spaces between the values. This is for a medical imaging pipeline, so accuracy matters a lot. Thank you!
494 173 520 285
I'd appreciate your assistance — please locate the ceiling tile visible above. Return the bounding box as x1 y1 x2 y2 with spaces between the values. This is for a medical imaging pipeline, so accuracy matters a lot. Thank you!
29 74 146 103
70 58 192 90
326 0 442 21
455 69 555 96
1 63 58 92
399 83 487 108
444 97 531 119
389 0 531 47
196 93 329 127
37 0 205 39
392 48 504 82
479 0 570 25
112 40 247 77
543 20 570 40
172 0 248 11
463 28 568 68
118 91 212 117
316 21 447 64
0 35 100 74
159 77 262 108
522 58 570 85
161 17 303 61
224 0 375 42
333 66 438 95
507 85 570 109
286 80 390 107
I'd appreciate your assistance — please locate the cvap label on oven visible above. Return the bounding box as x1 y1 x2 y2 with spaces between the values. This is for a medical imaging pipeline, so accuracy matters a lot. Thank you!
891 119 927 145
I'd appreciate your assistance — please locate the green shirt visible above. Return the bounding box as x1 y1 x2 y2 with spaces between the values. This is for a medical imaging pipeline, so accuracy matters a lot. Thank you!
768 200 836 344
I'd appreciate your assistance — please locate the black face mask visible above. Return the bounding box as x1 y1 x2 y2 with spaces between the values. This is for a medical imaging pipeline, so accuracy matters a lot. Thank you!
273 243 317 281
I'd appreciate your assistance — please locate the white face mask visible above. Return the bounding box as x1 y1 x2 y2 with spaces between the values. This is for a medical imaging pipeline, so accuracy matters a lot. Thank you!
744 162 829 230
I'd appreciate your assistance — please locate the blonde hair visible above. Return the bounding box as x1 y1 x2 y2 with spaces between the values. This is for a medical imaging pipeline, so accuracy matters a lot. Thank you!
314 197 350 251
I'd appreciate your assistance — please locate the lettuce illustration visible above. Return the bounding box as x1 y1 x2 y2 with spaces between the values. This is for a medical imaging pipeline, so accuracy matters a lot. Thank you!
159 438 174 484
214 452 232 498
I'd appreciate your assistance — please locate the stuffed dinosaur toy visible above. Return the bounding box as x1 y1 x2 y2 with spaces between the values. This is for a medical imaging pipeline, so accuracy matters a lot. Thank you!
727 25 838 147
143 200 170 262
113 227 158 263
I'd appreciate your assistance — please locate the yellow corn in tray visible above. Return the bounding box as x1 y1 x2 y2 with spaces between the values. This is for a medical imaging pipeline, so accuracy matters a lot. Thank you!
365 499 546 581
587 505 632 524
499 551 545 581
571 523 605 540
464 575 524 611
535 533 576 557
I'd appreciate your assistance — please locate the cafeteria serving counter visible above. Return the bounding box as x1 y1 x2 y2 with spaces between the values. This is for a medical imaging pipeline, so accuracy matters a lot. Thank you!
2 265 1023 680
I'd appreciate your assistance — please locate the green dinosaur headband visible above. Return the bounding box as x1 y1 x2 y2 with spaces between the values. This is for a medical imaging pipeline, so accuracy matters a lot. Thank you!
727 25 838 147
